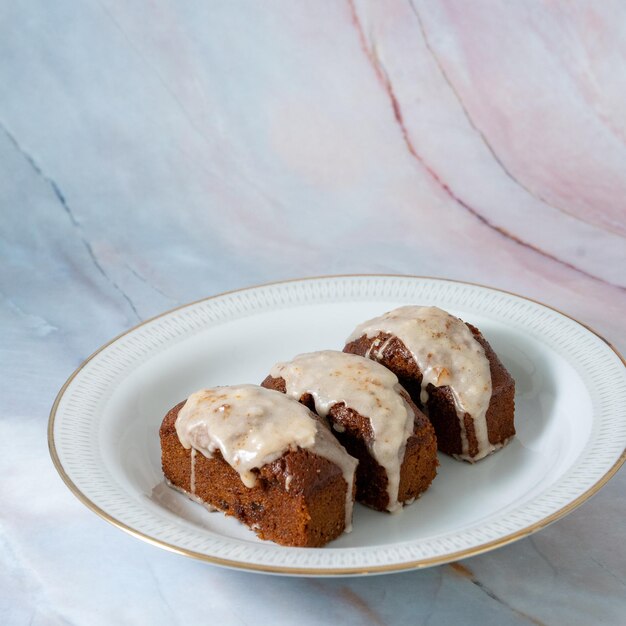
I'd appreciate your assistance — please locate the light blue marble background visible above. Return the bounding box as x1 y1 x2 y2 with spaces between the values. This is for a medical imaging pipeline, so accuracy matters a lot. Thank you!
2 1 625 624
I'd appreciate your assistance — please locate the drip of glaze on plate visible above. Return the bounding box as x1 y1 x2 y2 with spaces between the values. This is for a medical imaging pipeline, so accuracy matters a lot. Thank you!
347 306 494 461
270 350 415 512
175 384 357 529
165 478 218 512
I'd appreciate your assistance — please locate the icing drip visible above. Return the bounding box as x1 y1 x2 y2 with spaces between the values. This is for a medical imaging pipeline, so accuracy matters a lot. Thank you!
348 306 494 461
270 350 415 512
364 335 393 361
175 384 357 529
190 447 197 494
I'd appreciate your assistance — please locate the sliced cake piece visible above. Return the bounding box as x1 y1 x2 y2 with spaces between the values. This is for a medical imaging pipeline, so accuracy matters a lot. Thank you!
160 384 357 547
344 306 515 462
262 351 438 512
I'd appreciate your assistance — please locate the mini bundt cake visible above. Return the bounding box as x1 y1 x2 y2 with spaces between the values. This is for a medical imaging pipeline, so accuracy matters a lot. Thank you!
262 351 438 512
344 306 515 462
160 384 358 547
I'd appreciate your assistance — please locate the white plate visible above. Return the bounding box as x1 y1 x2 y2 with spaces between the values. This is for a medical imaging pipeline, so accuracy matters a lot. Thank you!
49 276 626 576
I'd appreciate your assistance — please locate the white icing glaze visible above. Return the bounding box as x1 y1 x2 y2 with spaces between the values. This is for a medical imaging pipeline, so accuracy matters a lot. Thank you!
347 306 494 461
190 447 197 494
270 350 415 512
175 384 357 529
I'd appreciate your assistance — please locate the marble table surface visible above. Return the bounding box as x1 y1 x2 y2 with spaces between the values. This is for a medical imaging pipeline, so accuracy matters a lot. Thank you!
2 1 625 624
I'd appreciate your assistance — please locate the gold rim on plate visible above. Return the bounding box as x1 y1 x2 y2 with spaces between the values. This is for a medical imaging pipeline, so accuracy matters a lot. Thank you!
48 274 626 575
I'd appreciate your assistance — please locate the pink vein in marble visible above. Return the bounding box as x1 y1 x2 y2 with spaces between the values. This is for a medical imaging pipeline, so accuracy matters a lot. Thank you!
349 0 626 288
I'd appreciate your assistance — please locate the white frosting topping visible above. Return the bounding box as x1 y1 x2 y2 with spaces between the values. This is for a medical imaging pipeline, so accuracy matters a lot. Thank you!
347 306 494 461
270 350 415 512
175 384 357 528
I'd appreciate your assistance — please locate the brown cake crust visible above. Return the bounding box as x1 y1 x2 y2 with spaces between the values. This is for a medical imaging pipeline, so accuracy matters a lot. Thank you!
261 375 438 512
160 402 354 547
344 323 515 460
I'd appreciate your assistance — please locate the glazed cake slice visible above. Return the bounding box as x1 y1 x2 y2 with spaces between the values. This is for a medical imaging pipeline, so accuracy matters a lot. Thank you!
344 306 515 462
160 384 357 547
262 351 438 512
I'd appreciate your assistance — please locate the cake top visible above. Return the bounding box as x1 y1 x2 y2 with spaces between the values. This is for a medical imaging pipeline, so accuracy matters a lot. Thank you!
270 350 415 512
347 305 493 461
175 384 357 527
